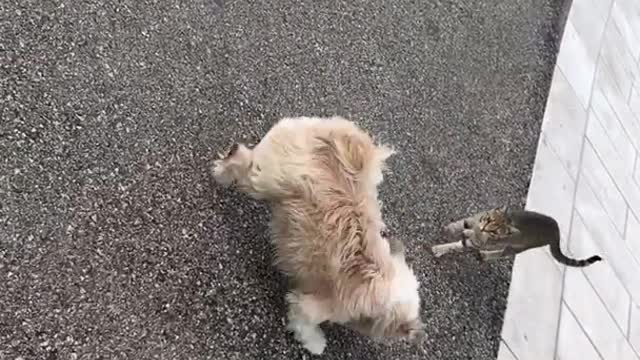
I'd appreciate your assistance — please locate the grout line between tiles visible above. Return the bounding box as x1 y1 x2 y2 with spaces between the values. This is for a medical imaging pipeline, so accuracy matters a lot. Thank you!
501 339 519 360
562 299 606 360
583 137 634 237
624 207 630 240
599 80 640 155
579 265 634 354
628 299 633 339
572 208 631 295
576 176 640 274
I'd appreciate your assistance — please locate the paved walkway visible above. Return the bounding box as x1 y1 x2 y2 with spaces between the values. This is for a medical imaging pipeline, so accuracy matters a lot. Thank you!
498 0 640 359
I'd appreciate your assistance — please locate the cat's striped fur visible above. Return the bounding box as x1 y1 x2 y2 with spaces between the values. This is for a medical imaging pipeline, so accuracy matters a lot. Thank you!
431 206 602 267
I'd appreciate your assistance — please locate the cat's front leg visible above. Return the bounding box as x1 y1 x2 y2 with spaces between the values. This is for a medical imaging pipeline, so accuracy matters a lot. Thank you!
461 228 480 247
478 249 504 262
431 240 466 258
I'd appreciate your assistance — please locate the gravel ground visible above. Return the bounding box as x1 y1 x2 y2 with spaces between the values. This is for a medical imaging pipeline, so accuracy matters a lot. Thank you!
0 0 569 359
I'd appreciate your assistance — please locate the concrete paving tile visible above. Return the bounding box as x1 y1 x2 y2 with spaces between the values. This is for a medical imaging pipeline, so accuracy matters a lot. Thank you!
630 86 640 125
497 340 518 360
541 67 588 180
563 268 638 360
610 0 640 60
594 56 627 100
580 141 628 233
556 302 603 360
556 19 598 108
501 249 563 360
603 85 640 158
629 302 640 354
600 17 640 99
624 211 640 267
588 93 636 176
575 177 640 300
585 104 640 220
568 0 609 59
570 212 630 331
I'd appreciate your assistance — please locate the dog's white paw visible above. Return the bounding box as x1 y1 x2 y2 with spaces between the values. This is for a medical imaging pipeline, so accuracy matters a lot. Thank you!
212 159 233 187
302 331 327 355
286 305 327 356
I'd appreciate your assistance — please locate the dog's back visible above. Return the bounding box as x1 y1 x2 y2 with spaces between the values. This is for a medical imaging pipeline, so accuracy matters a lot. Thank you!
212 116 424 351
250 117 393 199
261 117 411 315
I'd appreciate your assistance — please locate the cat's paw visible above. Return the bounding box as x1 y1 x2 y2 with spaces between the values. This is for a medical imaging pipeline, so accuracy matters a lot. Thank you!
431 245 447 258
442 224 458 239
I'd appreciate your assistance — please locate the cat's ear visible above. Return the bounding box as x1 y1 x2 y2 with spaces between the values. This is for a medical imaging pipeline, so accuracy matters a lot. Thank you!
496 205 508 214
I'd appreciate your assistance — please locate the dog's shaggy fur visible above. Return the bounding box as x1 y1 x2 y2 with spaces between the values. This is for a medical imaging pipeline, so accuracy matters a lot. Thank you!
212 116 424 354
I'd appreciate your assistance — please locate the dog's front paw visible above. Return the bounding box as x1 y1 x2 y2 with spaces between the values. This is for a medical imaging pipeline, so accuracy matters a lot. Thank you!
287 321 327 355
302 333 327 355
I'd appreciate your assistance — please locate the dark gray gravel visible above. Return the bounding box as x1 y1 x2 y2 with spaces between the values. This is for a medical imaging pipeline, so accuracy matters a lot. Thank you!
0 0 568 359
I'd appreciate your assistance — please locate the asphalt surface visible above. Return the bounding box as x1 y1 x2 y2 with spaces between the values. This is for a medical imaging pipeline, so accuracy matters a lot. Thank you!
0 1 569 359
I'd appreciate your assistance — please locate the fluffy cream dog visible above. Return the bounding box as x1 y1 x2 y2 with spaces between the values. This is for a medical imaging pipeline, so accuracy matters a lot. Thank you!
212 116 424 354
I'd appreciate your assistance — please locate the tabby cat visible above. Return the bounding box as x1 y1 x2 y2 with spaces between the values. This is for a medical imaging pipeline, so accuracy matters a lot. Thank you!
431 206 602 267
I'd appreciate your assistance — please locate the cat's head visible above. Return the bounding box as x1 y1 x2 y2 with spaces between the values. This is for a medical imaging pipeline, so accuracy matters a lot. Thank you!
477 206 513 236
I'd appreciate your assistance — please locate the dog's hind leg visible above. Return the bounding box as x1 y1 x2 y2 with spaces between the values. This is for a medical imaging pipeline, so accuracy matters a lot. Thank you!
286 291 334 355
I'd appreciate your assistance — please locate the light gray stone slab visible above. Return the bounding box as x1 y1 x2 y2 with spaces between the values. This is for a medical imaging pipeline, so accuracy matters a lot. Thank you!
568 0 609 59
594 55 626 99
588 93 636 176
610 0 640 60
500 248 563 360
563 268 638 360
600 17 640 99
625 211 640 267
541 67 588 180
556 19 597 108
630 302 640 354
556 302 603 360
497 341 518 360
630 86 640 126
585 104 640 220
602 84 640 160
570 212 630 332
574 177 640 301
580 141 628 233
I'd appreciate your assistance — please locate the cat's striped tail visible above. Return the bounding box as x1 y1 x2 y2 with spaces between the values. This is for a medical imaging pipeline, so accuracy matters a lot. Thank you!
549 241 602 267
